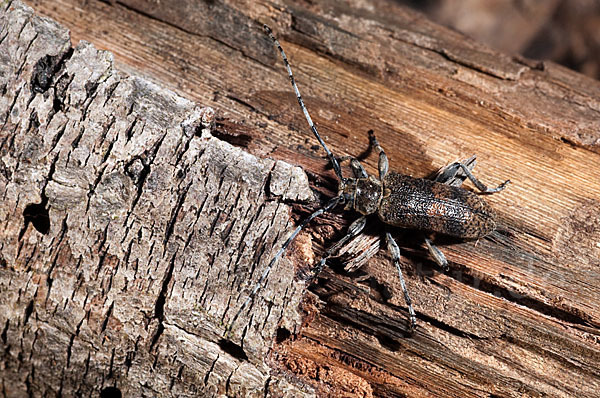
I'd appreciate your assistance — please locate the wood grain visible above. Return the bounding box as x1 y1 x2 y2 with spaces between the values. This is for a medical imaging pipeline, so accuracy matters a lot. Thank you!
4 0 600 396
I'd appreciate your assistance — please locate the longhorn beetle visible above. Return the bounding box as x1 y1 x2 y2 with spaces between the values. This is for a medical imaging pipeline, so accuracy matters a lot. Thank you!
225 25 510 335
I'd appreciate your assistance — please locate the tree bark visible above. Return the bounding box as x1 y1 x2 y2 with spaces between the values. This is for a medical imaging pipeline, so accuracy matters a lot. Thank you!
1 2 312 396
3 0 600 397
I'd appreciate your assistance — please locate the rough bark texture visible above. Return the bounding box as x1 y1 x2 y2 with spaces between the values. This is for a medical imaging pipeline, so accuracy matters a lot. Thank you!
2 0 600 397
1 2 312 396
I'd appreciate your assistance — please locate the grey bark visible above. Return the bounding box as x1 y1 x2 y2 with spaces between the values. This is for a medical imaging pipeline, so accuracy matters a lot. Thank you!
0 2 313 396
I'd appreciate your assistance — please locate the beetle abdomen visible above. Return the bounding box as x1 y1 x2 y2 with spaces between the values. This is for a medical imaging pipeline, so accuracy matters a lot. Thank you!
378 173 496 239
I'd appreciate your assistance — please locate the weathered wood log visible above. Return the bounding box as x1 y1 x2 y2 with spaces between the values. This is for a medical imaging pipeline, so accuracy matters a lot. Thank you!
3 0 600 397
1 2 311 396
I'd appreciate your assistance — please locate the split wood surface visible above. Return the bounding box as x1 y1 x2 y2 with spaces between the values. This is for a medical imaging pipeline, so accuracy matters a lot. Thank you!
2 0 600 397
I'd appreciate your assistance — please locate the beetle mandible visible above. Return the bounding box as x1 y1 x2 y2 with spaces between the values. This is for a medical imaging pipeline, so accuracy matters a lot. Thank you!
226 25 510 334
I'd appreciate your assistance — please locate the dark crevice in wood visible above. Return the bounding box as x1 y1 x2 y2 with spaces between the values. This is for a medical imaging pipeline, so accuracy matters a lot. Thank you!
30 47 74 94
0 86 21 133
218 339 248 362
102 80 120 107
69 126 85 149
100 386 122 398
20 140 56 237
19 33 39 92
49 122 67 153
450 263 594 327
263 376 271 398
163 181 192 246
86 164 108 212
154 254 176 321
22 299 34 326
94 226 110 276
203 354 219 386
20 195 50 237
45 217 68 302
148 323 164 353
1 319 8 345
225 93 260 114
107 347 116 379
100 118 117 163
100 302 114 334
213 119 254 148
275 326 292 344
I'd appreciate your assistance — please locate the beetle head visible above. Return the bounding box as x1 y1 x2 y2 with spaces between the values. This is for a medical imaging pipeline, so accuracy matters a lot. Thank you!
340 176 382 215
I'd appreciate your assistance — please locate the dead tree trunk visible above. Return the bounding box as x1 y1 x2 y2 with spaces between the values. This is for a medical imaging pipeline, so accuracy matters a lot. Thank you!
2 0 600 397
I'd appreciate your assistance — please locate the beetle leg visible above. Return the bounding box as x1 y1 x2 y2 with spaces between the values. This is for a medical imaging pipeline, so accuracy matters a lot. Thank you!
368 130 388 180
303 215 367 282
350 158 369 179
338 156 369 178
435 156 477 187
385 232 417 333
425 156 476 271
451 162 510 193
424 237 449 272
428 156 493 271
224 194 344 336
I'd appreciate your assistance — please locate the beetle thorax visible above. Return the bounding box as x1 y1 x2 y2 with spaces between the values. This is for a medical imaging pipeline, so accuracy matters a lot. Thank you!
341 176 383 215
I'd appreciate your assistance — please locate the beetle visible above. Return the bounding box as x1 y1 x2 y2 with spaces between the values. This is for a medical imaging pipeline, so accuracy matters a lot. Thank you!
225 25 509 335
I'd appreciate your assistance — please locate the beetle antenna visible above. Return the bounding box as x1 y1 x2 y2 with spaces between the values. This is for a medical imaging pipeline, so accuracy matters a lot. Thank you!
263 24 344 182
